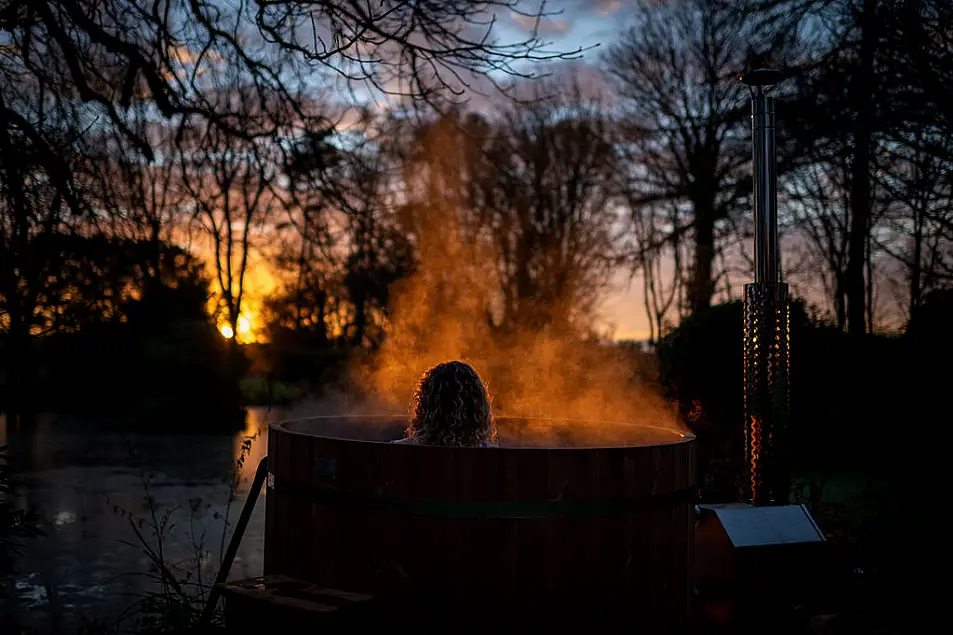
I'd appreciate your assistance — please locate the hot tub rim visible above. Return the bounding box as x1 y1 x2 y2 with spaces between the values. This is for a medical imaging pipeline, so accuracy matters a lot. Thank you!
269 414 694 450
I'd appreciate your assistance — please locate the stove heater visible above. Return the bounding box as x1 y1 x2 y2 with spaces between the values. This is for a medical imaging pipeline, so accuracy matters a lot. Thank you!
742 68 790 506
694 69 827 630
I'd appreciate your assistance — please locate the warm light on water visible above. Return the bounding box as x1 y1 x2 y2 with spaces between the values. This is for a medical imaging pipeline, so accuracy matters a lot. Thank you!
232 408 270 493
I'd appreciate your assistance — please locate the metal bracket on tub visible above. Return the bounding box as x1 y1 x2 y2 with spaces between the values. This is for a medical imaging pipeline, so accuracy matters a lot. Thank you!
315 458 337 480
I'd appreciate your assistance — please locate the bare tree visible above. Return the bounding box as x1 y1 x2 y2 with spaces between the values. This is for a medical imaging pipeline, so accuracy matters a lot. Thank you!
179 122 279 345
479 80 620 334
88 117 190 285
339 135 413 348
749 0 953 333
604 0 764 316
270 111 414 349
783 156 852 327
845 0 879 337
390 80 621 338
267 126 344 346
877 130 953 319
624 199 686 343
1 1 582 205
251 1 587 107
0 78 82 413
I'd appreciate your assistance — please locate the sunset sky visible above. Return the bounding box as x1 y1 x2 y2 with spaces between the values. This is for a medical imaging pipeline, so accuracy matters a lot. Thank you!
227 2 660 342
225 1 822 342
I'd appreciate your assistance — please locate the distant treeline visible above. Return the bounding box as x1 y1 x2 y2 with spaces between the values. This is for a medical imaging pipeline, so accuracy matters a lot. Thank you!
2 1 952 425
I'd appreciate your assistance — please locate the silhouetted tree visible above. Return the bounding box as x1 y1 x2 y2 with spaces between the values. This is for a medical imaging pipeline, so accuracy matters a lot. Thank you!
782 154 854 329
340 135 414 348
625 198 686 343
0 0 581 206
270 113 413 350
0 85 81 413
391 77 621 337
90 117 187 286
753 0 953 331
845 0 880 336
179 119 280 346
1 0 579 410
478 79 620 334
269 124 347 341
604 0 775 316
877 130 953 320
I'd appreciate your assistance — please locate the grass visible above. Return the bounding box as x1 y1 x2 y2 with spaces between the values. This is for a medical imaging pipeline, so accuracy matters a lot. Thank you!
109 434 259 634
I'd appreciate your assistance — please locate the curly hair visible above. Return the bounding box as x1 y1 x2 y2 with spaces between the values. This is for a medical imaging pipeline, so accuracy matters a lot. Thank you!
406 361 496 447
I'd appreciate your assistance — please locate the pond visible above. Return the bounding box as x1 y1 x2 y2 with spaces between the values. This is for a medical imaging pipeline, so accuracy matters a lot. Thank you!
0 407 278 632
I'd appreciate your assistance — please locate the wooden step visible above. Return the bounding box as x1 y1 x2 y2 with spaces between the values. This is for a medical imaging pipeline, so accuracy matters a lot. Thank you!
218 575 378 634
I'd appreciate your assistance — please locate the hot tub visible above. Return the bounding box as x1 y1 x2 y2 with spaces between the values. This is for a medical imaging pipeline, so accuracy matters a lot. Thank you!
264 416 696 631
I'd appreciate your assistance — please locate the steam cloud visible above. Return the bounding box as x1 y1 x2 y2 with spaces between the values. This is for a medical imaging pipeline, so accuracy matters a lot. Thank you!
347 202 685 445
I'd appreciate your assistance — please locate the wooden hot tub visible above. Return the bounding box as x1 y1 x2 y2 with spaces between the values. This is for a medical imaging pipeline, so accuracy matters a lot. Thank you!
264 416 696 632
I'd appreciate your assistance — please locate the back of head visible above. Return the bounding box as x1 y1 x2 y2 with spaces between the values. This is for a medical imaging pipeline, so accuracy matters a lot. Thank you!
408 360 496 447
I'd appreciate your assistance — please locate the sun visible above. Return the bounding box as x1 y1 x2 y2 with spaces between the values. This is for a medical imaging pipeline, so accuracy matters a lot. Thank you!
219 314 255 342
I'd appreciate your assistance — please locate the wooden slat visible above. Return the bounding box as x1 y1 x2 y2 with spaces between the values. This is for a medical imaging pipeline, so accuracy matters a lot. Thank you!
266 418 696 628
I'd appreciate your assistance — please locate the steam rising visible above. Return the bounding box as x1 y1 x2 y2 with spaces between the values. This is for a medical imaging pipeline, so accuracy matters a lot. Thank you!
289 112 686 446
348 196 684 444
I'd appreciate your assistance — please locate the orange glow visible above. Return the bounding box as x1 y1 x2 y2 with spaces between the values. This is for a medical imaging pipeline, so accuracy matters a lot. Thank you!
232 408 268 494
217 312 259 343
237 315 252 337
196 247 276 344
347 129 686 443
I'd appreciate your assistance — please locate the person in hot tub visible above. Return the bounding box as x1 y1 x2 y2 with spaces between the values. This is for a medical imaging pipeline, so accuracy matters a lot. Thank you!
393 360 499 447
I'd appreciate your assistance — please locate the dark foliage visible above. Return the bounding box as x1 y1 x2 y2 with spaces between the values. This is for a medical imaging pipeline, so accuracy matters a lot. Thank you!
658 299 915 498
0 237 244 427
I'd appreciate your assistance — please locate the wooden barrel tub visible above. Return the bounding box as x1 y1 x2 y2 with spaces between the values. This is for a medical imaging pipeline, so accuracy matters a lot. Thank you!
265 416 696 633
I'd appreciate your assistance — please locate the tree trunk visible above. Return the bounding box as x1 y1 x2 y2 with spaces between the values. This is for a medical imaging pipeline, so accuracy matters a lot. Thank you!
909 199 924 317
690 208 716 315
865 229 874 333
834 272 847 331
846 0 877 337
641 260 656 344
149 219 162 283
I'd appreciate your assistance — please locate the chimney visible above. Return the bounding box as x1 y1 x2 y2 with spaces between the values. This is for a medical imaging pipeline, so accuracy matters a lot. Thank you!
693 71 826 632
740 69 790 506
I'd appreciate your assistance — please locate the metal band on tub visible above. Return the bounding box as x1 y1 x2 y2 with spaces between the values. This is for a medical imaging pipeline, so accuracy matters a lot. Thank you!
269 478 695 519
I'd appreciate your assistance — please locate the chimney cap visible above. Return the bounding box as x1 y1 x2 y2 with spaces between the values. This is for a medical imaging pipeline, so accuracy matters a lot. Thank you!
739 68 785 87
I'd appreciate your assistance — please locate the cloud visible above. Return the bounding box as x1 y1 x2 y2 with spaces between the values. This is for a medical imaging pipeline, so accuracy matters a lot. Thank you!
511 11 573 34
593 0 623 15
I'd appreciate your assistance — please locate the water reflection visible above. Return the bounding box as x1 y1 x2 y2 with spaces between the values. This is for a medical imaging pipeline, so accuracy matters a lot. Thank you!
0 408 278 630
232 409 270 494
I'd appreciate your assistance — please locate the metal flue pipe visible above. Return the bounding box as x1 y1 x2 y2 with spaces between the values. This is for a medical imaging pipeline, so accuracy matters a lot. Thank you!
740 69 790 506
752 91 779 284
